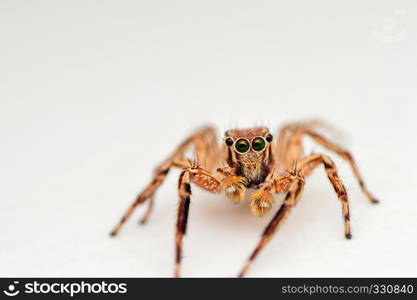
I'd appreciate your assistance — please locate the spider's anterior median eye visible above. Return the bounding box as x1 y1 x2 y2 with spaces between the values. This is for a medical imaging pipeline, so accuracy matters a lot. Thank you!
225 138 234 147
252 137 266 152
235 139 250 153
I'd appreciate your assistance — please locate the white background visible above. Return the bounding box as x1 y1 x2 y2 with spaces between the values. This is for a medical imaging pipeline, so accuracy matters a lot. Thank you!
1 1 416 277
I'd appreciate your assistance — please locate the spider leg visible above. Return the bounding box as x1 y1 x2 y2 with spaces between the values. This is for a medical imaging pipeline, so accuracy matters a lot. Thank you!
175 167 221 277
110 158 188 236
110 126 218 237
239 153 352 277
274 120 319 173
303 129 379 204
239 179 304 278
138 196 154 225
276 122 378 204
275 125 292 174
299 153 352 239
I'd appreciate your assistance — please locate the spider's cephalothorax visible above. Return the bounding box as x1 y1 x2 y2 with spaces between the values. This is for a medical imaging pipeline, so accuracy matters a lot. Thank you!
110 121 379 278
224 127 274 188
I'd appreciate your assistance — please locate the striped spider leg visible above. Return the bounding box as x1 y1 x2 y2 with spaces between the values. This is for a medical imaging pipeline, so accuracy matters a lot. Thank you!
239 150 371 277
175 163 249 277
276 121 378 204
110 126 220 236
175 165 221 277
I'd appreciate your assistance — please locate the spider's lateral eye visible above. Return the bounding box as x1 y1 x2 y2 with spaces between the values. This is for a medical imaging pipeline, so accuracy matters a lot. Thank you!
235 139 250 153
225 138 234 147
252 137 266 152
266 134 273 143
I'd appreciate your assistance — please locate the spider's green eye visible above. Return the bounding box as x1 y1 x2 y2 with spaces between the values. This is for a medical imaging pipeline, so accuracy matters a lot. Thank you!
252 137 266 152
235 139 250 153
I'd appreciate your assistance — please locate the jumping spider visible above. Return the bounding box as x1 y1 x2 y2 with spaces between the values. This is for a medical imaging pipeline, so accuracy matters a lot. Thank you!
110 121 378 277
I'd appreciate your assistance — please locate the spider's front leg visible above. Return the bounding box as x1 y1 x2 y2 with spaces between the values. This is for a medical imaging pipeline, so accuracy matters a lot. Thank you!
239 154 353 277
239 173 305 277
175 165 248 277
175 165 221 277
110 126 218 237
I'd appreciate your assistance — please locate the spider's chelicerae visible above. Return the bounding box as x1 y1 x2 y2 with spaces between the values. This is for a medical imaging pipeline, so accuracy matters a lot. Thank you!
110 121 378 277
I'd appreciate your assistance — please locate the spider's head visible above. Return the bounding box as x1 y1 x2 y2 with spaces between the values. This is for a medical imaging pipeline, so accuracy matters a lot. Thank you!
224 127 273 185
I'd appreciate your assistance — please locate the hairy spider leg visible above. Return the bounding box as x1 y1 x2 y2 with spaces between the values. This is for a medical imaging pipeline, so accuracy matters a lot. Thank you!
175 167 221 277
110 126 219 236
276 122 378 204
239 153 351 277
